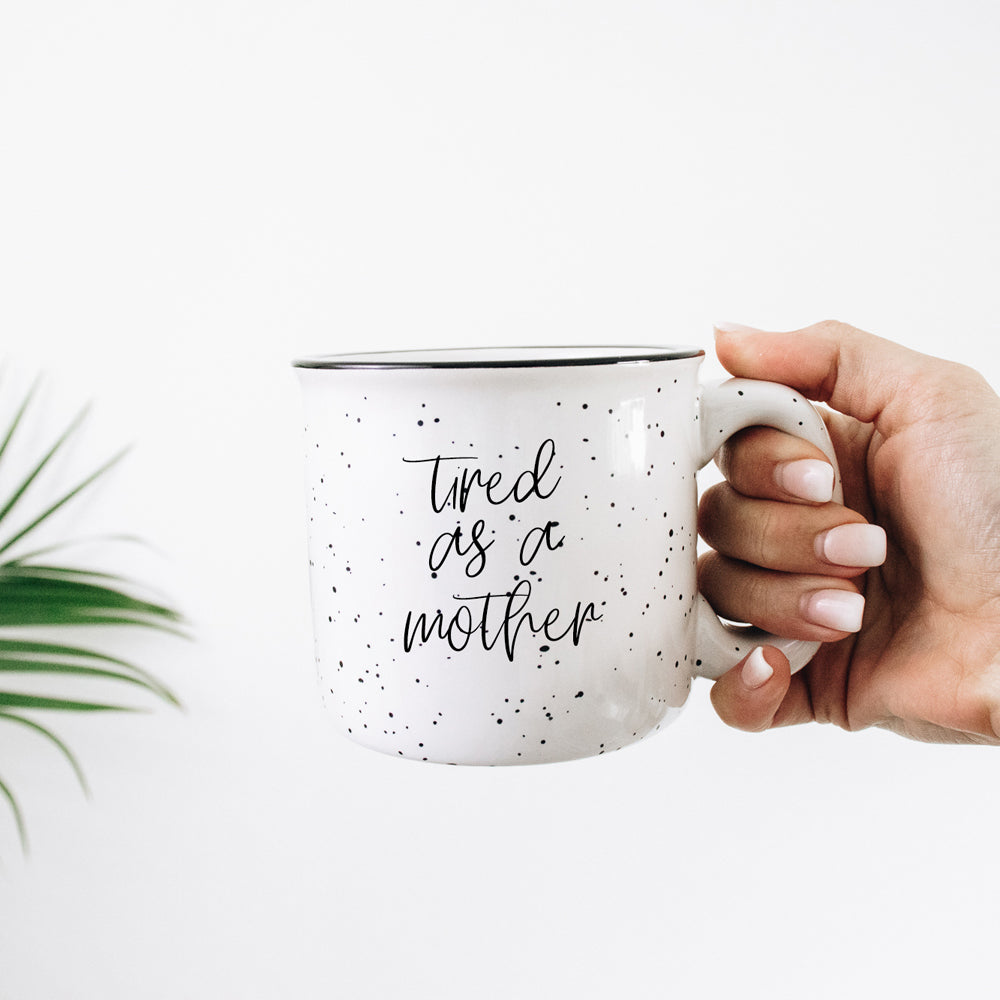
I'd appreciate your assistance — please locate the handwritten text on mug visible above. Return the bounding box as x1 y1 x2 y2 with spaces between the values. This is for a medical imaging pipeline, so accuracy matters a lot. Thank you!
401 440 602 660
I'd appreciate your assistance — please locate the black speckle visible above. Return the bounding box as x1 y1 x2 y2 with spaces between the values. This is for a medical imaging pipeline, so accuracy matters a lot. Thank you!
575 691 584 698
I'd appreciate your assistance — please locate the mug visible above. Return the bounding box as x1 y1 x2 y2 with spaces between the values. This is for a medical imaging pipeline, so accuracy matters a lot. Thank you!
294 346 841 765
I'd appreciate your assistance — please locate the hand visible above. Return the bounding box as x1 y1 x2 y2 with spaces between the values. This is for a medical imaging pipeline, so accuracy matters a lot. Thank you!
699 320 1000 744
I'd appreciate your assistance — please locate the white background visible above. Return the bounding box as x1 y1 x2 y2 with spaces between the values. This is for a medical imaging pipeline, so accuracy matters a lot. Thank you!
1 1 999 997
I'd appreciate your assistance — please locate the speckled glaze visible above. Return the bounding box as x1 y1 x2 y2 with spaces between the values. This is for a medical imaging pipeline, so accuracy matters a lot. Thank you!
294 348 839 765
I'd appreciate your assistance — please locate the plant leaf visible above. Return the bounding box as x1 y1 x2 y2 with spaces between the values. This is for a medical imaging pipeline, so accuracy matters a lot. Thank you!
3 533 149 567
0 373 184 854
0 711 89 795
0 377 40 470
0 447 128 559
0 638 179 705
0 402 90 533
0 659 175 707
0 772 28 854
0 566 183 631
0 692 134 712
3 563 141 582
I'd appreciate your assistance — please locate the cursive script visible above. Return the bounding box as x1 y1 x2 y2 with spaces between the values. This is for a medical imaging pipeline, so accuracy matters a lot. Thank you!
400 439 601 660
403 580 601 663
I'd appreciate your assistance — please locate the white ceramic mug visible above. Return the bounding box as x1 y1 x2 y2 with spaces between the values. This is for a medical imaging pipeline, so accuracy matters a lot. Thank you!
294 347 841 765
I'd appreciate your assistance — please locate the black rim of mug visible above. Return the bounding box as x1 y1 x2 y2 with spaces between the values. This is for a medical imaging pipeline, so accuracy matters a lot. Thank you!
292 346 705 369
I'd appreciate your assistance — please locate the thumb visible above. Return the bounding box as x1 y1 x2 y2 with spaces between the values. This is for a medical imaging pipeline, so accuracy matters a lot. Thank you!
709 646 792 733
713 320 936 433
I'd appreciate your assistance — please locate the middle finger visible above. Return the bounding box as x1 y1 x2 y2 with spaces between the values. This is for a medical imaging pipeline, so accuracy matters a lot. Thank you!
699 482 886 577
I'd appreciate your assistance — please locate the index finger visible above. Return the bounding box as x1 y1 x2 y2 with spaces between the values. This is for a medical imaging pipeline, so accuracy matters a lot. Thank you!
718 425 835 504
713 320 932 435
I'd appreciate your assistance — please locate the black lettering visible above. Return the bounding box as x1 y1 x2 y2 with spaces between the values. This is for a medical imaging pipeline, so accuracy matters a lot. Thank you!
519 520 565 566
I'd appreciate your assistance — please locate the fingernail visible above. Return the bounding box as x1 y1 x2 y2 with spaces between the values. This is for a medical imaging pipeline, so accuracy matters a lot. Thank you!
741 646 774 690
816 523 887 568
775 459 835 503
804 590 865 633
714 321 761 335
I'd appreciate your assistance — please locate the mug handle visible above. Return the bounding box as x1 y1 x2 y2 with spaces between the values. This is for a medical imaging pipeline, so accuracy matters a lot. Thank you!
693 378 843 681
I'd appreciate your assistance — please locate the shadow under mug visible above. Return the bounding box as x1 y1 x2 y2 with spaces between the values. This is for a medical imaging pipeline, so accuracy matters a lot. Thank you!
294 347 841 765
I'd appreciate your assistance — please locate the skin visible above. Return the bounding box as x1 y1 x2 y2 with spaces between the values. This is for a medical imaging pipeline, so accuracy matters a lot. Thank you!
700 320 1000 744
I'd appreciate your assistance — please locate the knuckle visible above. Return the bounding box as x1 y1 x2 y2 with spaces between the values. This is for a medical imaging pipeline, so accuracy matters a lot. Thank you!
743 569 780 627
753 503 781 568
814 318 856 338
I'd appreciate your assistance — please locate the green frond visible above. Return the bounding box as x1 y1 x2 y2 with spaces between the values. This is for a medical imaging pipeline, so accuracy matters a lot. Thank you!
0 711 89 795
0 400 91 532
3 533 149 567
0 371 184 853
0 377 40 469
0 447 129 559
0 565 183 631
0 638 180 706
0 773 28 854
0 693 135 712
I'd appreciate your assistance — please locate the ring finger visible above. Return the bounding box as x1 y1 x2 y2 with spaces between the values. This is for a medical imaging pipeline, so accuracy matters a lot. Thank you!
697 551 867 643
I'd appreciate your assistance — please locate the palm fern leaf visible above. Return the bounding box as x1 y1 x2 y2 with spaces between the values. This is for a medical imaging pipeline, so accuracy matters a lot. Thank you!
0 376 181 852
0 637 179 704
0 711 89 791
0 774 27 853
